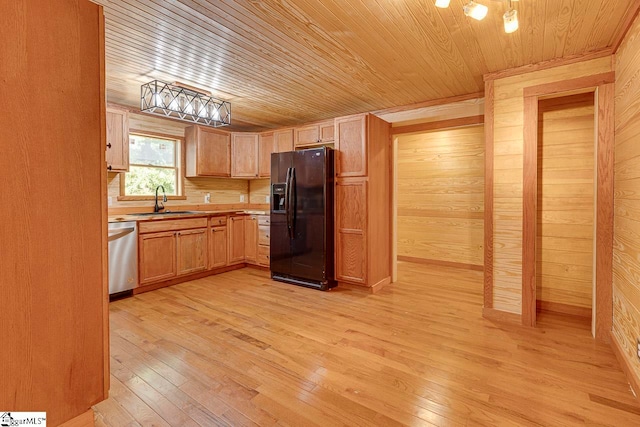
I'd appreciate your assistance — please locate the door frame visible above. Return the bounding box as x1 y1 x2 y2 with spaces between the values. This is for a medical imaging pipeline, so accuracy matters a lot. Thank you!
521 72 615 341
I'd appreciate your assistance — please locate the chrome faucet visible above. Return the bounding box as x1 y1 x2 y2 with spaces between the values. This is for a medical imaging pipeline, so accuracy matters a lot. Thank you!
154 185 167 212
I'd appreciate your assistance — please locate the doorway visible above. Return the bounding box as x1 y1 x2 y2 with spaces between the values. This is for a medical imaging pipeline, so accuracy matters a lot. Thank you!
536 93 595 328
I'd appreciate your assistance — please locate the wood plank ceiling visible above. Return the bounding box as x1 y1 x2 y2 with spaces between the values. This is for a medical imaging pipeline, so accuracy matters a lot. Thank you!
95 0 638 130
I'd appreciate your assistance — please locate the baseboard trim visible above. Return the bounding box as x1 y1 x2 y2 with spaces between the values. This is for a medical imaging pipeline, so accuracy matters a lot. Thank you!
60 409 94 427
134 264 246 295
482 307 522 325
610 331 640 397
370 277 391 294
537 300 591 318
337 276 391 294
397 256 484 271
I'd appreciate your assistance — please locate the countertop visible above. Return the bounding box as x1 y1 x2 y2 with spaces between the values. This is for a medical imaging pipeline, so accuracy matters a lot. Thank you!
108 209 268 223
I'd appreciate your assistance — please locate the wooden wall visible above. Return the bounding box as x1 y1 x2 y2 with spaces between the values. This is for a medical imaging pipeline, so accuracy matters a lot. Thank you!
489 56 613 314
396 125 484 267
537 94 594 313
613 12 640 387
108 111 263 209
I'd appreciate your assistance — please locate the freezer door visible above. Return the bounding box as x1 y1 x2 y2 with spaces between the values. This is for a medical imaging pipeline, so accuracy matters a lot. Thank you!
289 149 327 283
270 151 293 277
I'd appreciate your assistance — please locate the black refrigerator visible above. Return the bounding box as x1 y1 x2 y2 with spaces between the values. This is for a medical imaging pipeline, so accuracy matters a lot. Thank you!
270 147 336 290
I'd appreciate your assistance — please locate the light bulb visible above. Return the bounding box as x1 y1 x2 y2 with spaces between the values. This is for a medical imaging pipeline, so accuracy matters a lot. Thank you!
503 9 519 33
463 1 488 21
435 0 450 8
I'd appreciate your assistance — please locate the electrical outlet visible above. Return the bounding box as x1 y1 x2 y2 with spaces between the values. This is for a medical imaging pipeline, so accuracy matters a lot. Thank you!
107 196 113 207
204 193 211 204
240 195 245 202
637 339 640 361
265 195 270 203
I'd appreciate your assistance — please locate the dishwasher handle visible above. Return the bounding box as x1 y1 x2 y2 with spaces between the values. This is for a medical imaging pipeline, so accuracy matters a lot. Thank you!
108 227 136 242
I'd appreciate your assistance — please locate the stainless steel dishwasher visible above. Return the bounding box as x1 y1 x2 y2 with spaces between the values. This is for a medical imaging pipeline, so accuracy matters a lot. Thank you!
108 221 138 295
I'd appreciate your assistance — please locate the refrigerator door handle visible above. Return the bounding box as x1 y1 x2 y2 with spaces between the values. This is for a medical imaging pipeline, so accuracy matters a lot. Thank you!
284 167 292 238
289 167 296 238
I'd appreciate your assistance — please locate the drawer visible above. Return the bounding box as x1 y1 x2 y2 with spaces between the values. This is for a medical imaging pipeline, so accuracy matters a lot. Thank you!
258 225 270 246
258 215 270 226
210 216 227 226
138 217 208 234
258 244 270 266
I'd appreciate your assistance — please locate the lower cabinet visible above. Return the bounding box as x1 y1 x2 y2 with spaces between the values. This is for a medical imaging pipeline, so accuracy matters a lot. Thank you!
139 231 178 285
245 215 258 263
209 216 228 269
229 215 246 264
257 215 270 267
335 178 367 284
177 228 208 275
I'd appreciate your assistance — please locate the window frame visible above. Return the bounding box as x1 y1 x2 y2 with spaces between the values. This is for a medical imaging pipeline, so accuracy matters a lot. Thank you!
117 129 187 201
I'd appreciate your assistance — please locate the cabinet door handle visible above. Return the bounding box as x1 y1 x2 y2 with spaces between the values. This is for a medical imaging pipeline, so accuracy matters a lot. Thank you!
107 165 112 171
106 143 112 149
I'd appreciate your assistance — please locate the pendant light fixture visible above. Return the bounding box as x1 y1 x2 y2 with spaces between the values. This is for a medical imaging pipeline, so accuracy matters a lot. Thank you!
435 0 450 8
503 1 519 33
463 1 489 20
140 80 231 127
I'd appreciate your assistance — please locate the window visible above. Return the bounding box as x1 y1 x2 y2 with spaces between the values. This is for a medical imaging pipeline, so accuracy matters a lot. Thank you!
120 133 183 198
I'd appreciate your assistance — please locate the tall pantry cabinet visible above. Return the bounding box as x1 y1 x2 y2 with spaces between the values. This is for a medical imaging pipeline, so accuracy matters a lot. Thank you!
0 1 108 425
334 113 391 291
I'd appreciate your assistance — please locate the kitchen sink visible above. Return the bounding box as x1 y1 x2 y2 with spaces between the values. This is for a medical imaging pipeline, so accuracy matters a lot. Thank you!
131 210 201 216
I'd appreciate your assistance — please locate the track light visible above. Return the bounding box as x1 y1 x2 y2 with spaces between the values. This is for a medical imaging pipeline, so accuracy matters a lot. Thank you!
434 0 450 8
463 1 489 21
503 8 519 33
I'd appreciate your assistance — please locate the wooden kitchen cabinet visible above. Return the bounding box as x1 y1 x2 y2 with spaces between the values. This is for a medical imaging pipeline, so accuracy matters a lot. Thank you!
185 125 231 177
232 133 259 178
138 217 208 285
177 228 208 276
294 120 334 148
245 215 258 263
106 107 129 172
139 231 177 284
274 128 294 152
228 215 246 264
334 113 391 290
335 179 367 284
259 132 274 178
335 114 367 177
209 227 228 269
257 215 271 267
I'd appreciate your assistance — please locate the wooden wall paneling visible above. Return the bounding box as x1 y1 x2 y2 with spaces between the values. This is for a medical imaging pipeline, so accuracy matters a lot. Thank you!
0 2 106 424
391 115 484 136
522 95 539 327
484 79 494 309
595 83 614 342
396 126 485 267
490 55 613 316
249 179 271 205
536 94 595 314
612 10 640 389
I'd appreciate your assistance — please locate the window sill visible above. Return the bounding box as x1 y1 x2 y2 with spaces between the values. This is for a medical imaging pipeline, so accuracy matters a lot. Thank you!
117 195 187 201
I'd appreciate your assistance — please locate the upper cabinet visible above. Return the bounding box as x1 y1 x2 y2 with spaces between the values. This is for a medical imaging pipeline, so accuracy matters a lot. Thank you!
294 120 334 148
258 132 274 178
274 128 294 152
231 133 259 178
335 114 367 177
185 126 231 177
106 107 129 172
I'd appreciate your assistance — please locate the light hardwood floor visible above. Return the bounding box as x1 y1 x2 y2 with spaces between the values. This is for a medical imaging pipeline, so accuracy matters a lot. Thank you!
94 263 640 426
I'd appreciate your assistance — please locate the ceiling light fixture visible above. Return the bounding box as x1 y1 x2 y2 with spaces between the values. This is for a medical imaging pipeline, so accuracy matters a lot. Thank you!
503 2 519 33
463 1 489 20
436 0 520 33
140 80 231 127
